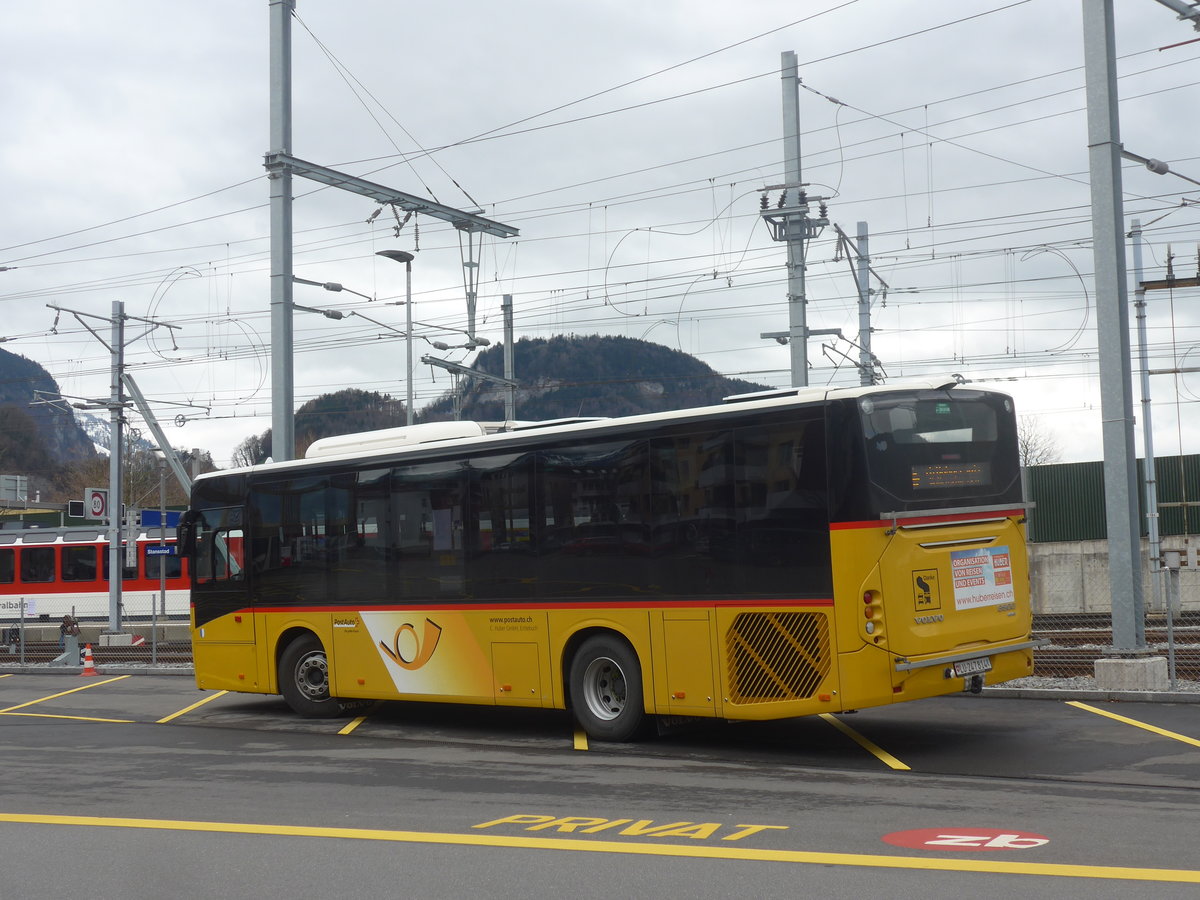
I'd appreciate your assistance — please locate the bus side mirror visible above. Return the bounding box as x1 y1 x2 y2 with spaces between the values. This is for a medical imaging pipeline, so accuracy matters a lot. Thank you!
178 509 200 556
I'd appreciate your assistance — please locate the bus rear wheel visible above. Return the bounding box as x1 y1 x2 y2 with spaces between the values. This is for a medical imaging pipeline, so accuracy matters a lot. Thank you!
279 634 344 719
569 635 648 742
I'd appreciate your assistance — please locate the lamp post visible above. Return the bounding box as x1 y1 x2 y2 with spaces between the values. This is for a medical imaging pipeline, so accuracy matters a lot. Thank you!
376 250 416 425
151 446 166 666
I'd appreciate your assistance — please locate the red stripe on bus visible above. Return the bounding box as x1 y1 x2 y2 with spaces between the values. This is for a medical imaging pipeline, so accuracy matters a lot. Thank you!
244 597 835 615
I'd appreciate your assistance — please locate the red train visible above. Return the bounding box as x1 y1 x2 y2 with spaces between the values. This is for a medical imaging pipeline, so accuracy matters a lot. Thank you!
0 527 189 622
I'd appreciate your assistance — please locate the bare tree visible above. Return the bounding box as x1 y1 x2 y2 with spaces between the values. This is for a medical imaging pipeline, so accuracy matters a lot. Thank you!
231 432 269 469
1018 414 1062 467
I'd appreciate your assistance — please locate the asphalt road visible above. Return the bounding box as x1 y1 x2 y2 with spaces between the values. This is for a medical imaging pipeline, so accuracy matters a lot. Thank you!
2 673 1199 899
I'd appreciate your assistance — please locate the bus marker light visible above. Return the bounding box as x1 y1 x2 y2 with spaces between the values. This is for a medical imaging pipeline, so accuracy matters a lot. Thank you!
357 678 365 685
818 693 832 702
234 615 242 623
672 691 686 700
237 673 245 680
500 684 512 692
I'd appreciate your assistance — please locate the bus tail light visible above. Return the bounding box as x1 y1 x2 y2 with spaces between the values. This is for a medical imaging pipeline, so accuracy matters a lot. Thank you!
863 590 884 641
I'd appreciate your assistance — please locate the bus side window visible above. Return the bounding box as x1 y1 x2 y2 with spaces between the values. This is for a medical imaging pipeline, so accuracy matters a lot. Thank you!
196 528 245 583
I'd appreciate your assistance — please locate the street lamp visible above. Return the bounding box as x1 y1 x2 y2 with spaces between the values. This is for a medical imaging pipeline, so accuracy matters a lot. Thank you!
376 250 415 425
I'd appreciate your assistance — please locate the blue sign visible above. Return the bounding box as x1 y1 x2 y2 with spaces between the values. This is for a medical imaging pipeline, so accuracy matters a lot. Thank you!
145 545 176 556
141 510 182 528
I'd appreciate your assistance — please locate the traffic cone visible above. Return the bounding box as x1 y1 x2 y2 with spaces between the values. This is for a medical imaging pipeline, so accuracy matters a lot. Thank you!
80 644 99 677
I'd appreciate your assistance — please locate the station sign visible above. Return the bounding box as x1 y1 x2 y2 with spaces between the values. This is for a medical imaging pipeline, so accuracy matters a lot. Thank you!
141 510 182 528
146 545 176 556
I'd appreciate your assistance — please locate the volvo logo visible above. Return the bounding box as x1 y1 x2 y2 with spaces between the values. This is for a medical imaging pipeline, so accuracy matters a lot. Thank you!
914 614 944 624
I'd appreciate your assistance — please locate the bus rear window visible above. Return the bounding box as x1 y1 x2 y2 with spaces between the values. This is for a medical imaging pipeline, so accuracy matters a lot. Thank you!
855 391 1020 512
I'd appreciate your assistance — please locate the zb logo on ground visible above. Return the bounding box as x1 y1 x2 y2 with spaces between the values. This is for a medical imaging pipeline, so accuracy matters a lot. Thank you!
380 618 443 671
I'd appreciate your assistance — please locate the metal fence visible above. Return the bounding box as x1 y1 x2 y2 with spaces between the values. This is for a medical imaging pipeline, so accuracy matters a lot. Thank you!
1030 540 1200 687
1 589 190 669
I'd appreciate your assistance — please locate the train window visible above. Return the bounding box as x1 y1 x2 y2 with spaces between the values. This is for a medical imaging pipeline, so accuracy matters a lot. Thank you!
101 552 139 582
0 548 12 583
20 547 56 583
145 553 182 580
62 546 99 582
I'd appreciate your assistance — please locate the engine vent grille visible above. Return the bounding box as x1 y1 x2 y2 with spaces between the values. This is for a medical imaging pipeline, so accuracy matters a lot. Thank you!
726 612 830 703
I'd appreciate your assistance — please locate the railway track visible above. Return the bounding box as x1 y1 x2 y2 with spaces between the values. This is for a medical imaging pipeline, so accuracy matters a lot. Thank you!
1033 615 1200 679
1033 647 1200 680
2 642 194 666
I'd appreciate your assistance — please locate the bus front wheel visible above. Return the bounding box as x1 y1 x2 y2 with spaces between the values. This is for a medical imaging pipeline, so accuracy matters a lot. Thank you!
279 634 343 719
569 635 648 742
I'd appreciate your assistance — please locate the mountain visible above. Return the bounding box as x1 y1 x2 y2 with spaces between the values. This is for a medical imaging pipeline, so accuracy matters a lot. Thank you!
0 348 97 471
75 411 160 457
424 335 770 422
234 335 771 465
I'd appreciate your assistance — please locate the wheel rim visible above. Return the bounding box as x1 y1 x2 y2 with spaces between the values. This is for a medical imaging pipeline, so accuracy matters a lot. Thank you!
581 655 627 722
294 650 329 701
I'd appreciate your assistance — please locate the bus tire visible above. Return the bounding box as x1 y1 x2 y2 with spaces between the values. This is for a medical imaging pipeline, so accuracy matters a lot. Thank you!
279 634 344 719
569 635 648 742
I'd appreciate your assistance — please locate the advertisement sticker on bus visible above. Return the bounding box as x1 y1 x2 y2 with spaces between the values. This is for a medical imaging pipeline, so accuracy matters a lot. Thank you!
362 611 494 698
950 546 1014 610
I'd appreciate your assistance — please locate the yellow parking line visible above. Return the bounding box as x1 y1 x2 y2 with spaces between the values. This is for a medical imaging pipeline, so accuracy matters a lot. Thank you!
573 729 589 751
156 690 228 724
1066 701 1200 748
0 712 135 723
819 714 911 771
0 673 13 678
0 811 1197 883
338 715 369 736
0 675 130 714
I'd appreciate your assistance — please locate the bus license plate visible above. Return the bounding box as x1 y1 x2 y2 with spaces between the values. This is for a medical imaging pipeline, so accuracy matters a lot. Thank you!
954 657 992 677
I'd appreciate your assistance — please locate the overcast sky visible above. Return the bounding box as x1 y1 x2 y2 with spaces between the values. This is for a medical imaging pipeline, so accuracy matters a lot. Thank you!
2 0 1199 468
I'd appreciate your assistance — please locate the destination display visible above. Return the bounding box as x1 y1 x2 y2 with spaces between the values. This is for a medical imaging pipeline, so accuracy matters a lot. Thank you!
910 461 990 490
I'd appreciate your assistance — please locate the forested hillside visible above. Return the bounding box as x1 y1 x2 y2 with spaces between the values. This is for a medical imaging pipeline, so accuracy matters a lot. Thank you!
232 335 770 466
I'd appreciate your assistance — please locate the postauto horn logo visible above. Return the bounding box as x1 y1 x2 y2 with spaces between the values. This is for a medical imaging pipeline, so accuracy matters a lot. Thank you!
379 618 443 671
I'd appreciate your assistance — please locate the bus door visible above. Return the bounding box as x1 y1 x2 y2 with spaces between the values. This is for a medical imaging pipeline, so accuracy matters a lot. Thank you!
189 506 253 643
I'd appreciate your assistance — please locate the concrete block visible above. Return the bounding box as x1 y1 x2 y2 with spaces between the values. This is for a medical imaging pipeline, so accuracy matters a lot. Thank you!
100 632 134 647
1093 656 1168 692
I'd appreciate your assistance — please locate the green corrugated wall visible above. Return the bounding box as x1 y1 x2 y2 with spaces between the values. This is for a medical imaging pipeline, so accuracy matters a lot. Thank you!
1025 453 1200 542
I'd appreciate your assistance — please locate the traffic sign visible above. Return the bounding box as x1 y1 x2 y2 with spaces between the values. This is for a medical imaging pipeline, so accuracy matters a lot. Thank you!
85 487 108 521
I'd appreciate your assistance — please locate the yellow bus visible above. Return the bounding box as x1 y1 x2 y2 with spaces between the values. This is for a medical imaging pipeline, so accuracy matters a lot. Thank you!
183 377 1037 741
